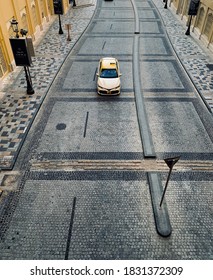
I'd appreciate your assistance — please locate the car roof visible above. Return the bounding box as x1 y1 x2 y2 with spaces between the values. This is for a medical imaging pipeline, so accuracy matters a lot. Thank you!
100 57 117 69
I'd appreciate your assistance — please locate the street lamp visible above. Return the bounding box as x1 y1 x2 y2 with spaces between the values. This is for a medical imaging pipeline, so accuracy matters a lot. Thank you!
53 0 64 34
164 0 168 9
185 0 200 36
185 15 193 35
58 14 64 34
10 17 19 38
10 18 34 95
23 66 34 94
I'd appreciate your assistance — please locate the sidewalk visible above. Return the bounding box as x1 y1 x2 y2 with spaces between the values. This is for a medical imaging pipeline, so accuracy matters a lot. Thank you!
153 0 213 109
0 0 213 170
0 0 97 170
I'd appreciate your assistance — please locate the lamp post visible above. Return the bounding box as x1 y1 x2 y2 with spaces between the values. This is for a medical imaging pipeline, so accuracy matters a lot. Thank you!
23 66 34 94
10 18 34 95
10 17 19 38
53 0 64 34
58 14 63 34
185 15 193 35
185 0 200 35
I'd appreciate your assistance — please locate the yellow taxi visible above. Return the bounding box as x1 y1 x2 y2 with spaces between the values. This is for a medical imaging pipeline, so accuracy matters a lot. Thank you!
96 57 121 95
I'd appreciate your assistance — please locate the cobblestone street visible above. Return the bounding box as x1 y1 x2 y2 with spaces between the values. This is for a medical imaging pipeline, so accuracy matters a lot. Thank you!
0 0 213 169
0 0 213 260
0 0 96 169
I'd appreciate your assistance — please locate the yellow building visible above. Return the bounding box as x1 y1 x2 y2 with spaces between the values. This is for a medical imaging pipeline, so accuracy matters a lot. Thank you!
0 0 70 79
171 0 213 50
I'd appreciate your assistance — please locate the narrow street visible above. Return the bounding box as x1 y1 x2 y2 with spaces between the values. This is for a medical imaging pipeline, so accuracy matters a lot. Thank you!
0 0 212 259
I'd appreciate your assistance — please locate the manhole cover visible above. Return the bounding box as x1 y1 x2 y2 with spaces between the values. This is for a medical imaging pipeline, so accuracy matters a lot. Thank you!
56 123 66 130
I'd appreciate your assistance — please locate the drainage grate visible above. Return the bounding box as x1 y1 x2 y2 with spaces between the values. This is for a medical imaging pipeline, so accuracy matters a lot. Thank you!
206 64 213 71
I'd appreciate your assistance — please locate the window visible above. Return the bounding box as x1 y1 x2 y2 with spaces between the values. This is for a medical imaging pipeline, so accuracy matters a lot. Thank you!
40 0 45 18
204 13 213 38
0 45 8 78
32 4 38 26
100 69 118 78
196 7 205 30
183 0 190 16
21 13 28 31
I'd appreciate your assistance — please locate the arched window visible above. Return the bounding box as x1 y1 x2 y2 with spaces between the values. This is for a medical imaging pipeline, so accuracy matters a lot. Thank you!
35 0 40 25
183 0 190 16
21 13 28 31
47 0 52 14
204 13 213 38
40 0 45 18
196 7 205 30
32 4 38 27
0 45 8 78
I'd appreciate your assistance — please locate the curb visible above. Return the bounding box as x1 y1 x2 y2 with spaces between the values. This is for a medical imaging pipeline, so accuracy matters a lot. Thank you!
133 35 156 158
147 172 172 237
151 0 213 114
131 0 156 158
130 0 140 34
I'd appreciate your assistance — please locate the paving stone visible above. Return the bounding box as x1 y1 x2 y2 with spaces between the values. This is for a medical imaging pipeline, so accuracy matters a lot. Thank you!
0 0 97 169
0 0 213 260
152 0 213 106
1 0 213 169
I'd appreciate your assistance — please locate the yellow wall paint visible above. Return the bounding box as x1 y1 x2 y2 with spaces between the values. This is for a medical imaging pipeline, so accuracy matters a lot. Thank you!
0 0 69 79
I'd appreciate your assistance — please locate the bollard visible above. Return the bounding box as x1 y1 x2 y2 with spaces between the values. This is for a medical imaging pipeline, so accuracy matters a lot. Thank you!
65 24 71 41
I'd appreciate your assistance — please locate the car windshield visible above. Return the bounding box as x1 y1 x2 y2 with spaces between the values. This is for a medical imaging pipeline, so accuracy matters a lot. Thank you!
100 69 118 78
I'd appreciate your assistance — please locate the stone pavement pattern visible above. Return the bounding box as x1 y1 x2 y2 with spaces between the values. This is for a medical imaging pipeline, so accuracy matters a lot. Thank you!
1 177 212 259
0 0 212 260
0 0 213 170
153 0 213 107
0 0 97 170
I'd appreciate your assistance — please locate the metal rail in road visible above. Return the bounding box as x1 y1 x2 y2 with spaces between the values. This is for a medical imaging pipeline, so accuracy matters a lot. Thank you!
131 0 156 158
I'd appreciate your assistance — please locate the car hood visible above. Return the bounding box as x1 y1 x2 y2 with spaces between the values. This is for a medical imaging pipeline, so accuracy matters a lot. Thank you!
98 77 120 89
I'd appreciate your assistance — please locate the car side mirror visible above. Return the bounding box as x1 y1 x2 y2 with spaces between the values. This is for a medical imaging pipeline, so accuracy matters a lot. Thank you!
119 73 122 77
96 73 99 77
